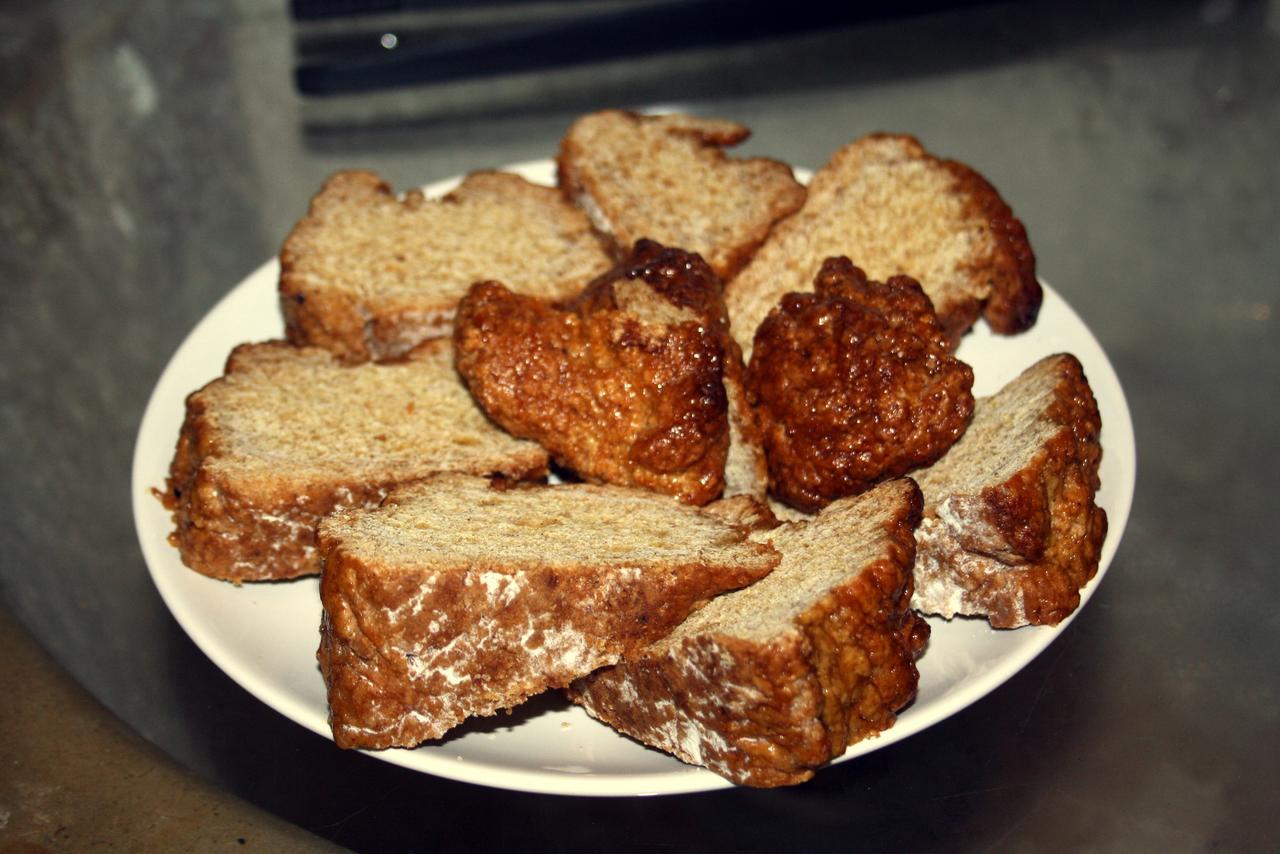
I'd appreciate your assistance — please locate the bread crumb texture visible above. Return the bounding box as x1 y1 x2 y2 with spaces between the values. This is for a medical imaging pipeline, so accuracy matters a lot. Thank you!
558 110 805 280
164 341 547 582
317 474 780 748
571 479 928 786
911 353 1107 627
280 170 612 362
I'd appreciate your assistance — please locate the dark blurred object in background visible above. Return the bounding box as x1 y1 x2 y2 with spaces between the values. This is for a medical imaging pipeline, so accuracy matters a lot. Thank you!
292 0 993 95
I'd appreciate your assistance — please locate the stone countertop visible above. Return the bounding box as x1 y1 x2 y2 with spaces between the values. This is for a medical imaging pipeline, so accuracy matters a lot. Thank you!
2 0 1277 849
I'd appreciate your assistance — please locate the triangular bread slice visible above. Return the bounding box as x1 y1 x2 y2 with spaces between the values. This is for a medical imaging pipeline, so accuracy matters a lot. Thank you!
585 244 769 502
569 479 927 787
911 353 1107 628
601 272 770 502
557 110 806 280
317 474 781 749
163 340 548 582
280 169 612 362
726 133 1041 359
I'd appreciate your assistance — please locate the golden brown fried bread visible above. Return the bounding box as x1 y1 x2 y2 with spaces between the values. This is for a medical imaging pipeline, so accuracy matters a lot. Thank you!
726 133 1040 358
569 478 927 787
747 258 975 513
558 110 806 280
317 474 781 748
163 340 548 582
454 247 734 505
912 353 1106 628
280 169 612 362
566 240 769 500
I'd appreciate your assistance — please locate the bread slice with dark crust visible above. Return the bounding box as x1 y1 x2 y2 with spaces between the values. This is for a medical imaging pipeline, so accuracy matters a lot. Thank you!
163 340 548 583
726 133 1040 359
569 478 927 787
280 169 612 363
911 353 1107 628
557 110 806 281
316 474 781 749
454 276 730 505
747 257 975 512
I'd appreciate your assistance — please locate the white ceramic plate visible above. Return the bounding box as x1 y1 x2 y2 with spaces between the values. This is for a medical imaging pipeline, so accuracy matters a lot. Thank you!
132 160 1136 797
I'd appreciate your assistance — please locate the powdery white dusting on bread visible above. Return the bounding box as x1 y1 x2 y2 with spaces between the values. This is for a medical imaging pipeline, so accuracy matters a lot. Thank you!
316 474 780 749
569 479 927 787
910 353 1107 628
163 340 548 582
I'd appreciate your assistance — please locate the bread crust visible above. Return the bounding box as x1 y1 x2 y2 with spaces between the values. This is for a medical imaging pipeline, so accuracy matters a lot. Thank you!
163 341 549 582
557 110 805 281
911 354 1107 627
166 421 394 583
748 258 975 512
280 169 611 363
317 476 781 748
726 133 1041 358
570 480 927 787
565 239 769 500
454 247 736 504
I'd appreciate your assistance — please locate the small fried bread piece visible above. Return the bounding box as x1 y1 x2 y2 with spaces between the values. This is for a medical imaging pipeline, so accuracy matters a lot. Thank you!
280 170 612 362
570 478 927 787
164 340 548 582
558 110 806 280
747 258 975 513
911 353 1107 628
566 240 769 500
454 249 730 505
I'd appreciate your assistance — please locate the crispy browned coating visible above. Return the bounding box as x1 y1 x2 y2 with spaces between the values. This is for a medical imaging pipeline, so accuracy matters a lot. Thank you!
317 474 781 749
747 257 975 512
565 240 768 497
564 239 730 324
162 340 548 582
912 354 1108 627
568 479 929 787
454 246 732 504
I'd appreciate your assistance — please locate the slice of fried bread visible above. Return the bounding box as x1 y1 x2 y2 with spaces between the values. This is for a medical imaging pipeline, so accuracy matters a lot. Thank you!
747 257 974 512
726 133 1040 359
558 110 805 280
316 474 781 749
911 353 1107 627
164 340 548 582
454 242 742 505
280 169 612 362
570 479 927 787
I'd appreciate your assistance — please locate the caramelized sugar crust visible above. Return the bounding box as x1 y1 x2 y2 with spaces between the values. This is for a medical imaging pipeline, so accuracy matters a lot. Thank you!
454 244 733 504
747 258 974 512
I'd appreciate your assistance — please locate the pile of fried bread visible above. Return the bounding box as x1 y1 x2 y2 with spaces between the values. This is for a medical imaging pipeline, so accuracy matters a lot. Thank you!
162 110 1107 788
